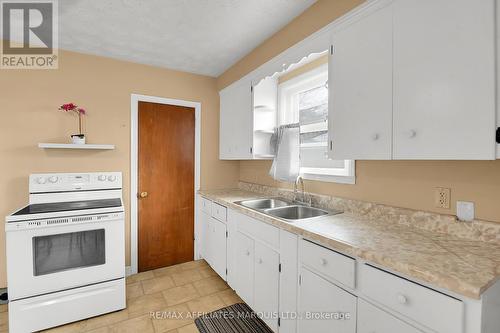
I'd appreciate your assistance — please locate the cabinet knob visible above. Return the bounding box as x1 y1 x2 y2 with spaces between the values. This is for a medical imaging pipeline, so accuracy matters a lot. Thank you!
139 191 148 198
258 258 263 264
397 293 408 305
371 133 379 141
245 250 250 256
407 129 417 138
320 258 328 266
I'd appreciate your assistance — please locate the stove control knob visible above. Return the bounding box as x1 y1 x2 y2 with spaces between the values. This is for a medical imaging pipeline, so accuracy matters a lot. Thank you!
48 176 59 183
36 177 46 184
107 175 116 182
98 175 107 181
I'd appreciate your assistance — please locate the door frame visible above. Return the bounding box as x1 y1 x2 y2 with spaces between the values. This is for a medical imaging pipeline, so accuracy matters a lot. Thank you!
130 93 201 275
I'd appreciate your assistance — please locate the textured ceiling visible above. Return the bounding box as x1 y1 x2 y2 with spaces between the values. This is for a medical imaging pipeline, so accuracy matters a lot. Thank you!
58 0 317 76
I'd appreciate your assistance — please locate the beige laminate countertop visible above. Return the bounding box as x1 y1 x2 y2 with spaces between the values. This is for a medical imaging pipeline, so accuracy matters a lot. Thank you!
199 189 500 300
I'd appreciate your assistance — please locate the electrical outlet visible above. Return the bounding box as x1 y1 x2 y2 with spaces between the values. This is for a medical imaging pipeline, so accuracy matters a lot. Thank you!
435 187 451 209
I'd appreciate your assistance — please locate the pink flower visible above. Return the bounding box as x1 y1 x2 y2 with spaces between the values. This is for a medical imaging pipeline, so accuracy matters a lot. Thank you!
59 103 77 111
58 103 87 115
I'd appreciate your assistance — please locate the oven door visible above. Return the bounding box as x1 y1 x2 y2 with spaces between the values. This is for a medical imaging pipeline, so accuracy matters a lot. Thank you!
6 214 125 300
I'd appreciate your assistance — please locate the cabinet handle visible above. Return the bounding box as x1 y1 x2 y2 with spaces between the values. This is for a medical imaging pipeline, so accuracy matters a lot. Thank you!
407 130 417 138
397 293 408 305
258 258 263 264
320 258 327 266
245 250 250 256
371 133 379 141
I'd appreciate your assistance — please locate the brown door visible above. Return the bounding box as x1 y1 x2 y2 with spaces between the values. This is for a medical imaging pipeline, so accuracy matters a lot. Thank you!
138 101 195 272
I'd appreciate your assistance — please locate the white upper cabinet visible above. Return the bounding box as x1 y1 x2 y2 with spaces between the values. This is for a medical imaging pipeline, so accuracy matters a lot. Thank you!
393 0 496 159
219 76 278 160
329 0 497 160
219 78 253 159
329 3 393 160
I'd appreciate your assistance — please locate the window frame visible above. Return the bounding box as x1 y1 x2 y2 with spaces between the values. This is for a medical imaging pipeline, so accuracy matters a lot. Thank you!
278 63 355 185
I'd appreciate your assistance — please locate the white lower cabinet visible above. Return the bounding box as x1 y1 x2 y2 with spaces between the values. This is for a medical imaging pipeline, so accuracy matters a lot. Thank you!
298 267 357 333
254 241 280 332
199 208 210 263
234 231 254 306
199 203 496 333
208 217 227 280
358 298 422 333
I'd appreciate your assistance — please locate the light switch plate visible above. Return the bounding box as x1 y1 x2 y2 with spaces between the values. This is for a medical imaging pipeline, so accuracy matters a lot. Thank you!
457 201 474 222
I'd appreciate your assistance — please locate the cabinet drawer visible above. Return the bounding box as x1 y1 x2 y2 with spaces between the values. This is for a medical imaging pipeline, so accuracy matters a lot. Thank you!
358 298 422 333
237 212 279 249
200 197 211 214
299 239 355 289
359 264 463 333
211 203 227 222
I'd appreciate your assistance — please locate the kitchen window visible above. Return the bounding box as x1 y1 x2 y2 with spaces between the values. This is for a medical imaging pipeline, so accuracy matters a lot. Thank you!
278 63 355 184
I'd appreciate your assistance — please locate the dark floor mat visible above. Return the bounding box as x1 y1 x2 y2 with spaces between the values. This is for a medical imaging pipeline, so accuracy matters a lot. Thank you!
194 303 274 333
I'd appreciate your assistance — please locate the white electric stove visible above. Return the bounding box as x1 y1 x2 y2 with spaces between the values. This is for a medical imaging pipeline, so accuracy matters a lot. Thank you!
5 172 126 332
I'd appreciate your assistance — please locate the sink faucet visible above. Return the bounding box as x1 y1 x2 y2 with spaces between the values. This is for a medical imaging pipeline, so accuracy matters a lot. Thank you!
293 176 311 206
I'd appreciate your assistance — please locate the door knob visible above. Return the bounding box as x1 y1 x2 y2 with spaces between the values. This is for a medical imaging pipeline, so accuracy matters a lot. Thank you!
139 191 148 198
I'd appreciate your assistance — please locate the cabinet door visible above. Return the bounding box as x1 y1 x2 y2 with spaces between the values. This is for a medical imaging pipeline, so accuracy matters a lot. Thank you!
358 299 422 333
279 230 299 333
200 211 211 264
235 231 254 306
219 78 253 159
254 242 280 332
209 217 227 280
226 210 237 289
329 3 393 160
393 0 496 159
298 267 356 333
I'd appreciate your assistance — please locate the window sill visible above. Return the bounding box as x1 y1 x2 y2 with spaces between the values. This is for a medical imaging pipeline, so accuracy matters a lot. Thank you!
301 172 356 185
300 161 356 185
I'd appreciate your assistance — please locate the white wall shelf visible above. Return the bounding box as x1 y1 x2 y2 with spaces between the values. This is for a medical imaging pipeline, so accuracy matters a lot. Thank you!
38 143 115 150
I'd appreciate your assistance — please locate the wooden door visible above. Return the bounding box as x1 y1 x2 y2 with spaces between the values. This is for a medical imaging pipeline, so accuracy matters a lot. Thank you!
254 242 280 332
329 2 393 160
138 101 195 272
298 267 357 333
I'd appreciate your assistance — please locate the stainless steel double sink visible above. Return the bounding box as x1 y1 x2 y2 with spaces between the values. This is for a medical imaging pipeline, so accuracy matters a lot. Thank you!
234 198 342 222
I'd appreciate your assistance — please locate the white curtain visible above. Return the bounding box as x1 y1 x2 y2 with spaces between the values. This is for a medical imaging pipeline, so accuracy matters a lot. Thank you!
269 124 300 182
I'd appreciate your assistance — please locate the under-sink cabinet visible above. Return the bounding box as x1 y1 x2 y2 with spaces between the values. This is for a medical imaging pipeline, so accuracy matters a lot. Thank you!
231 210 281 331
197 196 500 333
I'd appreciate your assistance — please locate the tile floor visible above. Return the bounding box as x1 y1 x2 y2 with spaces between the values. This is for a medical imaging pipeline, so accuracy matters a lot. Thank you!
1 260 242 333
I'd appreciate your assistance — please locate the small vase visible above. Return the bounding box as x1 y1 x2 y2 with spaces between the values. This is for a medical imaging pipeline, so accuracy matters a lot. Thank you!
71 134 86 145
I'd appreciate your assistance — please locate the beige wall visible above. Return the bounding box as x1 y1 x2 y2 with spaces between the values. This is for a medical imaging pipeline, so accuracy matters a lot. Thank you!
218 0 500 224
0 49 240 287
